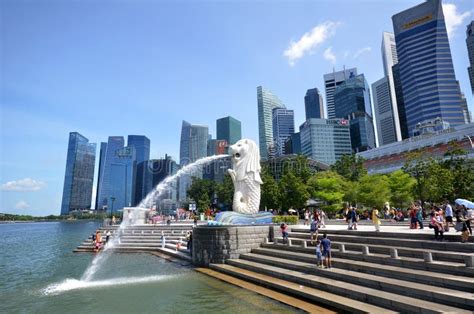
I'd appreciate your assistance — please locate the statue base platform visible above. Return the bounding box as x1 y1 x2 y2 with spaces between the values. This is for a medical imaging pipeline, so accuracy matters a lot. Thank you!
210 211 273 225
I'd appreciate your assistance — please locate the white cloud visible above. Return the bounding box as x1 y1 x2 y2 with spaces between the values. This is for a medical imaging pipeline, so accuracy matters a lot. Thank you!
1 178 46 191
323 47 337 64
15 201 30 210
353 46 372 59
442 3 471 38
284 21 341 66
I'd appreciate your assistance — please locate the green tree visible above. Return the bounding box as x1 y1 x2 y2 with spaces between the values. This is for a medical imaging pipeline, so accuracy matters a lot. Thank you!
443 143 474 200
278 172 309 211
402 151 431 203
186 177 215 212
388 170 415 209
343 180 359 207
357 174 390 209
331 154 367 181
423 162 454 203
260 166 281 210
215 173 234 208
307 171 346 214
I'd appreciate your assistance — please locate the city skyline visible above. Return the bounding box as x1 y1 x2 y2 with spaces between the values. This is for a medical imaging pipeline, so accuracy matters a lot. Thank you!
1 0 473 215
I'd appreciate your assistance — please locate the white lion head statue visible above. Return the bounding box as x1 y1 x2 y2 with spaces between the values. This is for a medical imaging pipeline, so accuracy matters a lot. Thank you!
229 139 262 184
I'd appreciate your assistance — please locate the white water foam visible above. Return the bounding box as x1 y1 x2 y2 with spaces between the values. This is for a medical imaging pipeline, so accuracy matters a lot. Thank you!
43 275 175 295
138 154 229 208
78 155 228 282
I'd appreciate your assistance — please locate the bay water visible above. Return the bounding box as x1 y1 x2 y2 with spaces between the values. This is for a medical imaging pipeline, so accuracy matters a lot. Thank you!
0 221 298 313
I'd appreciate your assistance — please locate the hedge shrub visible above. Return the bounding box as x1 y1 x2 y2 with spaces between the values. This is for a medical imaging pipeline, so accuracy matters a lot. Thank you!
272 215 298 225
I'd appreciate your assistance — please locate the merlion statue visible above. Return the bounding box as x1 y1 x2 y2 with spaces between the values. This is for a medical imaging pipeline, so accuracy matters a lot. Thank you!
228 139 262 215
211 138 272 225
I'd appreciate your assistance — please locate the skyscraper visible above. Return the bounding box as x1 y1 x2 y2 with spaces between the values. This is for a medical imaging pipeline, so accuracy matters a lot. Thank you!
324 68 357 119
257 86 286 159
97 136 136 212
128 135 150 206
216 116 242 145
381 32 402 141
334 74 376 152
467 21 474 94
392 63 409 139
304 88 324 119
179 121 208 166
178 120 208 201
392 0 465 136
299 119 352 165
372 77 397 146
127 135 150 163
61 132 96 215
272 108 295 157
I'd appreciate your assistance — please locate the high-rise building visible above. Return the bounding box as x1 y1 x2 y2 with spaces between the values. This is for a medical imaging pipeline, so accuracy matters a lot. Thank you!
97 136 124 210
127 135 150 206
95 142 107 210
284 132 301 155
392 63 409 139
324 68 357 119
216 116 242 145
392 0 465 136
381 32 402 141
299 119 352 165
272 108 295 157
127 135 150 164
257 86 286 159
467 21 474 94
334 74 376 152
178 120 209 201
179 121 209 166
456 81 471 123
61 132 96 215
207 139 228 156
372 77 397 146
304 88 324 119
97 136 136 212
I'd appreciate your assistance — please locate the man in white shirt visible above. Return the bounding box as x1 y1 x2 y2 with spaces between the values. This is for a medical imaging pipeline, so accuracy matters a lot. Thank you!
444 200 453 227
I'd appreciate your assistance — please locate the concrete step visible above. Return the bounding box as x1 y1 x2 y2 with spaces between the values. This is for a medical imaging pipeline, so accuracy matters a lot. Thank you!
209 263 396 314
226 258 471 313
289 231 474 254
291 228 474 242
283 234 474 262
252 247 474 293
240 252 474 310
262 243 474 277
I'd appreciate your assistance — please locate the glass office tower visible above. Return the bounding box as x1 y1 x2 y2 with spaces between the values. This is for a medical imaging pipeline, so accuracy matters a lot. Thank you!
257 86 286 159
334 74 376 152
272 108 295 157
61 132 96 215
304 88 324 120
324 68 357 119
216 116 242 146
392 0 465 136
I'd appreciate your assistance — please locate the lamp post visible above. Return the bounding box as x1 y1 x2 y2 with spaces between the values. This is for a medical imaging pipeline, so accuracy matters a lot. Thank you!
110 197 116 217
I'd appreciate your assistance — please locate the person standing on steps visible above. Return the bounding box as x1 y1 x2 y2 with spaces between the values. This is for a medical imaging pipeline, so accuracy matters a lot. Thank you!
161 230 166 249
304 210 310 226
321 233 332 269
280 223 289 244
416 203 424 229
319 209 326 228
310 217 319 245
372 207 381 232
315 240 323 268
444 200 453 228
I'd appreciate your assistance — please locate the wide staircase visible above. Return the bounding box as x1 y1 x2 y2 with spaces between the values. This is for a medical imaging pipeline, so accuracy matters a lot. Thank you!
74 224 193 261
209 227 474 313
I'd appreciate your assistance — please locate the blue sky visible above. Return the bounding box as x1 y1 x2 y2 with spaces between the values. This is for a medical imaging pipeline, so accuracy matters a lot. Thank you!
1 0 472 215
